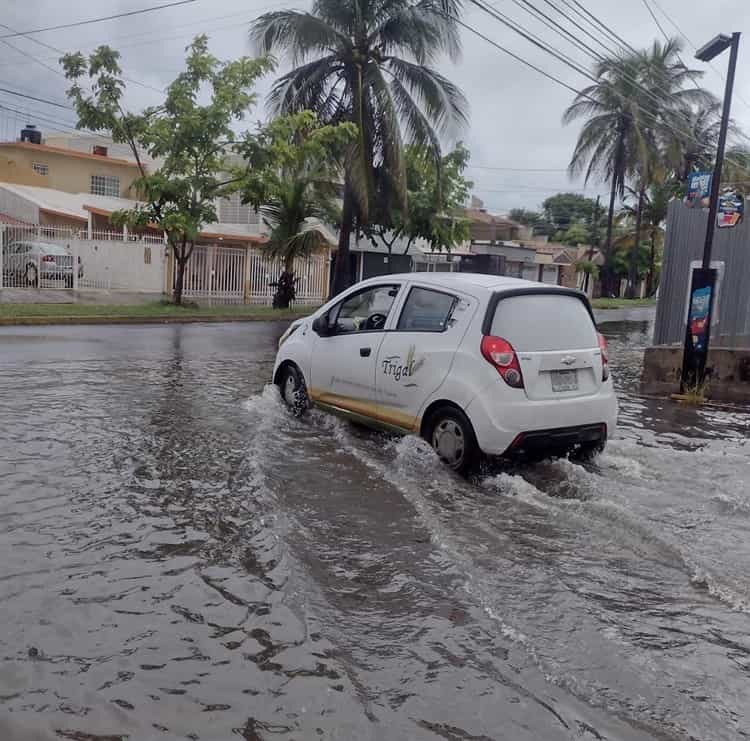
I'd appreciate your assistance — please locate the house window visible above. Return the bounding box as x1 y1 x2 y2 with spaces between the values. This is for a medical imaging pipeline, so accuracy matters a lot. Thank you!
32 162 49 176
90 174 120 197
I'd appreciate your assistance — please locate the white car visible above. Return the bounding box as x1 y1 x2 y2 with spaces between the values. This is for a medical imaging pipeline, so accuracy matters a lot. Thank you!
273 273 618 473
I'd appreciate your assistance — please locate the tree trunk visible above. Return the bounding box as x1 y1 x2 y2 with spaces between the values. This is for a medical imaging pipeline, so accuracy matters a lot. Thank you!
601 171 619 298
627 186 646 299
174 248 185 306
331 182 355 297
647 230 656 297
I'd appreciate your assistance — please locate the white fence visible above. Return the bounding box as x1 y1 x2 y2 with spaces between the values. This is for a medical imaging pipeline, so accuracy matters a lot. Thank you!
177 244 247 303
2 223 331 306
180 244 330 305
0 224 167 292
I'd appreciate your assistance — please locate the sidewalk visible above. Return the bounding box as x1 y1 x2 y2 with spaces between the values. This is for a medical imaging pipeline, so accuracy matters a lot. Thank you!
0 299 313 326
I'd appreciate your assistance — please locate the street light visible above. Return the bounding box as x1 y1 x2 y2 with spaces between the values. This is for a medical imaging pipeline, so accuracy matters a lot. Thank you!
680 31 741 392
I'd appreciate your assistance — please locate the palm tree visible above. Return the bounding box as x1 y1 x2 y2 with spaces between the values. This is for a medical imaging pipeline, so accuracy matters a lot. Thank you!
664 102 720 180
564 38 706 296
618 178 674 295
262 179 338 309
251 0 468 295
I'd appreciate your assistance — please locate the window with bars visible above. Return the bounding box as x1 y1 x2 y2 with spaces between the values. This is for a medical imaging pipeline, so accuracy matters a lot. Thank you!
32 162 49 176
218 191 260 225
90 174 120 197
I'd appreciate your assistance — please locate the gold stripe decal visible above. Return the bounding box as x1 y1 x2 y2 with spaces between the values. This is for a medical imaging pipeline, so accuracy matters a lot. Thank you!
309 388 419 432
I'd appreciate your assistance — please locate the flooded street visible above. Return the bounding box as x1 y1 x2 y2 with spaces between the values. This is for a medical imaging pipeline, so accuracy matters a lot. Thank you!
1 315 749 741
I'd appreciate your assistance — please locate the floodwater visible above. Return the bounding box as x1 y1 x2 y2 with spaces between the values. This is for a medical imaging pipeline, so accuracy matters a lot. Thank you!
0 316 748 741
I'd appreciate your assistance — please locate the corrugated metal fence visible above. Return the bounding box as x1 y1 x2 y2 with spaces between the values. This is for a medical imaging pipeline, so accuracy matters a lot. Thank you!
654 200 750 348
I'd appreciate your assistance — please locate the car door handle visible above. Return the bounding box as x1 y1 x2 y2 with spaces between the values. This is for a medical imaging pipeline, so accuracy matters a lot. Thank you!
359 347 371 357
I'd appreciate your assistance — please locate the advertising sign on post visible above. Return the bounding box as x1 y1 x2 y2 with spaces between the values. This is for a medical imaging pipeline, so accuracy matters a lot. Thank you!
681 267 718 390
717 190 744 228
686 171 712 208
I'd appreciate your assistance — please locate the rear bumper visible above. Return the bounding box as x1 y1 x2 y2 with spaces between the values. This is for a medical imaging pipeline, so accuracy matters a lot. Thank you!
465 379 618 456
503 422 607 459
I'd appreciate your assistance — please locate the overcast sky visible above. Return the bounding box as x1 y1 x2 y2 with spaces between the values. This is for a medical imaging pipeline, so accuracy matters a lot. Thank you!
2 0 749 215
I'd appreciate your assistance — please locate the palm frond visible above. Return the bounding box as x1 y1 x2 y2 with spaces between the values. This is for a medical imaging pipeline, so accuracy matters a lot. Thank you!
384 57 467 137
250 10 349 65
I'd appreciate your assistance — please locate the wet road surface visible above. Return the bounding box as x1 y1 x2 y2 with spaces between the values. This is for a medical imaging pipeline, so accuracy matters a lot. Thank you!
0 317 749 741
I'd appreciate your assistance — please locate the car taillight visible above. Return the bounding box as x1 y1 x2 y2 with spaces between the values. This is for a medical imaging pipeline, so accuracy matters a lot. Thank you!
598 332 609 381
481 335 524 389
41 255 55 263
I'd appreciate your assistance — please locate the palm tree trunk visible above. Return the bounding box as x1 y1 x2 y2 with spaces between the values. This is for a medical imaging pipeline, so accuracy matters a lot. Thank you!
627 185 646 299
601 171 618 297
647 229 656 296
331 182 355 296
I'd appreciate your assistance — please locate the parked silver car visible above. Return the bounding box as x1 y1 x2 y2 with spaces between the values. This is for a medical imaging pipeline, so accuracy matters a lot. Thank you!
3 240 84 288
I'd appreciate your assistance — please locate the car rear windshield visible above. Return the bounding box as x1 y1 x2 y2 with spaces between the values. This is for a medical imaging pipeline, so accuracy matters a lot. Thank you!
36 243 70 255
489 293 598 351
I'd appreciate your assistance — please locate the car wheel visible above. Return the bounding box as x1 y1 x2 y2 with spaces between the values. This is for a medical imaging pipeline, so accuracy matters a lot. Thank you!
278 363 309 417
25 263 38 287
424 406 480 475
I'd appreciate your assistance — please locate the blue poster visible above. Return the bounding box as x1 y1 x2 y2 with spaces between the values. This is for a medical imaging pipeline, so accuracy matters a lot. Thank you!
686 171 712 208
689 285 712 352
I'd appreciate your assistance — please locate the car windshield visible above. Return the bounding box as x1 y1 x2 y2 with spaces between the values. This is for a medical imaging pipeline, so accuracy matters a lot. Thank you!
34 243 70 256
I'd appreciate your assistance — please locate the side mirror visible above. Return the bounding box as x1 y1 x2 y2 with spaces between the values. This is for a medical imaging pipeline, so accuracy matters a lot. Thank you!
312 313 332 337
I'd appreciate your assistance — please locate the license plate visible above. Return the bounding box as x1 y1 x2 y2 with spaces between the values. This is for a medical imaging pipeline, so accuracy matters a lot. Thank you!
551 369 578 392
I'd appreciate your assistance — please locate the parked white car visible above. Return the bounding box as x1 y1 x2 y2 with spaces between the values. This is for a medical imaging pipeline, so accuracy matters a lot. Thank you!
273 273 618 473
3 240 83 288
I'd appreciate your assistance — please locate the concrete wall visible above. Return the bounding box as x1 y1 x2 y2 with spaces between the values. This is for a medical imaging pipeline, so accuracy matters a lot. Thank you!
0 144 140 198
642 345 750 402
654 200 750 348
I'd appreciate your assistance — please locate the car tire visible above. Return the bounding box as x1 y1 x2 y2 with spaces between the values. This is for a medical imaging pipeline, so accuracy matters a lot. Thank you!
424 406 480 475
25 263 38 287
278 363 309 417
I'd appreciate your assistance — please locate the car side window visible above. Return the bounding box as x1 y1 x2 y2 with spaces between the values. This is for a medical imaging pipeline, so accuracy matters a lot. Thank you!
331 284 400 333
397 287 458 332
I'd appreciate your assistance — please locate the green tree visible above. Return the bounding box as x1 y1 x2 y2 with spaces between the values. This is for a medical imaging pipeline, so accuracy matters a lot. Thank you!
561 220 591 246
542 192 597 234
251 0 468 295
366 143 472 267
619 177 674 295
563 38 705 295
239 111 356 308
508 208 551 235
62 36 272 304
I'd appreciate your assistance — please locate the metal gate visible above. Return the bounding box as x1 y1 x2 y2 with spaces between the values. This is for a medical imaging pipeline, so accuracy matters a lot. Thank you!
247 247 330 305
177 244 247 303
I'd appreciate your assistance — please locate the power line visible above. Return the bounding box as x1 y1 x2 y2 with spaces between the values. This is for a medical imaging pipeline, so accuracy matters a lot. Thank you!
646 0 750 116
0 22 164 95
0 0 200 39
537 0 612 57
460 4 749 173
565 0 638 55
467 0 598 83
501 0 603 64
0 85 71 110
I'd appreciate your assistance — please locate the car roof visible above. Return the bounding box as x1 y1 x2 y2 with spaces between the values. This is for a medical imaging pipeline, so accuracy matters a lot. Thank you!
359 272 550 293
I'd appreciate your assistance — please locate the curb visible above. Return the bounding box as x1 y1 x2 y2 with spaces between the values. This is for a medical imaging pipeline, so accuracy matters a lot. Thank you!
0 314 309 327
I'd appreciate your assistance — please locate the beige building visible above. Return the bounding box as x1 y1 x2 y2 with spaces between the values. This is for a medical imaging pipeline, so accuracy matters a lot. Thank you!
0 140 142 199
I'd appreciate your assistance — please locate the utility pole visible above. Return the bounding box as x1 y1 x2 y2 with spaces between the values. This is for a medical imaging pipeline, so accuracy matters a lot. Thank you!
681 32 740 392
